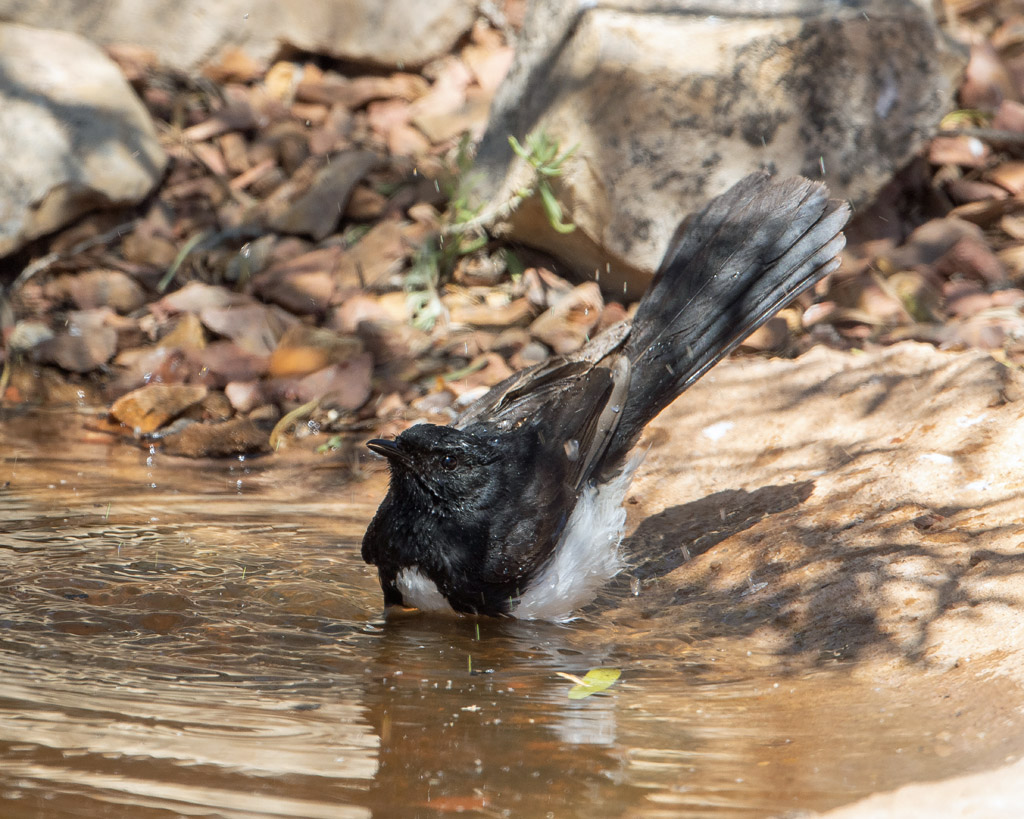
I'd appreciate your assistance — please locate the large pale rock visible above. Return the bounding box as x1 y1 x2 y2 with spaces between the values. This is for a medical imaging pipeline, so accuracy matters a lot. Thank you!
0 0 478 72
0 23 166 258
621 341 1024 680
476 0 965 296
814 757 1024 818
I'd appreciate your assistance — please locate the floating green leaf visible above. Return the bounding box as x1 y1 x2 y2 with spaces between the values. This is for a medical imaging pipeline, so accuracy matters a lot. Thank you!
564 668 621 699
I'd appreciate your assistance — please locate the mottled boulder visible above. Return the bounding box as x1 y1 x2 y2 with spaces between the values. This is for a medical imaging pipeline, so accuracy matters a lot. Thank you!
0 23 166 258
0 0 479 72
475 0 965 296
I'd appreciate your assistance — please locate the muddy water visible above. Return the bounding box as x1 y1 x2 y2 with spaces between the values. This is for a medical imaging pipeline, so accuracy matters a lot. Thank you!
1 411 1022 818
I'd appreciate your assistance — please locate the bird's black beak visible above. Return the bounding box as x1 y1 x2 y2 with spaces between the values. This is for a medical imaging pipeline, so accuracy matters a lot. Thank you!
367 438 411 466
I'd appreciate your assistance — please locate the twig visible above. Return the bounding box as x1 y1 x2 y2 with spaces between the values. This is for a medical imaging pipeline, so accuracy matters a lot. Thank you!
12 218 141 291
443 190 528 236
937 127 1024 146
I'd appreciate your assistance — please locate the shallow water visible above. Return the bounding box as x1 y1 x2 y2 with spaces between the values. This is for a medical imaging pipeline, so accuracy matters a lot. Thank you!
1 411 1021 818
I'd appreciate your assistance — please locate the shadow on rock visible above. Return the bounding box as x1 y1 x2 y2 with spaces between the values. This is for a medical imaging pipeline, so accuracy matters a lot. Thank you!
616 487 1024 670
622 481 816 580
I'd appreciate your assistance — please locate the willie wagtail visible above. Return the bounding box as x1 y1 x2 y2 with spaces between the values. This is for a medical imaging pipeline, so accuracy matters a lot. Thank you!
362 172 850 619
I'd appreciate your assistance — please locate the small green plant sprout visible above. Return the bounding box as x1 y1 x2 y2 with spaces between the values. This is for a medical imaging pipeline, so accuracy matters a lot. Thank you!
445 128 578 237
508 130 578 233
403 136 487 331
404 131 576 330
405 239 447 332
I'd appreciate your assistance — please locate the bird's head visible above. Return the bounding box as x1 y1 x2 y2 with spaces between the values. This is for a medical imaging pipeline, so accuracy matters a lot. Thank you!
367 424 504 514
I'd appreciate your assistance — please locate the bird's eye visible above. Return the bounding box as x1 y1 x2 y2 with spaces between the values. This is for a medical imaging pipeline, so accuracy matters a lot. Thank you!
440 454 458 470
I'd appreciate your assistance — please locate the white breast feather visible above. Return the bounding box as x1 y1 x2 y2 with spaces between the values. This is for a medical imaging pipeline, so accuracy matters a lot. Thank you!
396 566 455 614
513 452 644 621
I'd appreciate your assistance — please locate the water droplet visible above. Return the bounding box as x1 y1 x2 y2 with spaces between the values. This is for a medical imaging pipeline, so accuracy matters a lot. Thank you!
563 439 580 461
630 576 641 596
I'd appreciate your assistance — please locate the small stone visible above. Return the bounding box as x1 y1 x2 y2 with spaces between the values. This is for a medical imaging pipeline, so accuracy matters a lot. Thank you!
271 353 373 410
46 269 146 314
445 294 533 328
111 347 191 392
988 161 1024 195
489 327 531 358
265 150 378 240
522 267 574 310
157 282 251 315
344 185 389 220
886 219 986 270
992 100 1024 132
356 318 432 363
529 282 604 354
739 317 791 353
110 384 208 433
199 303 294 356
6 320 54 352
32 309 118 373
158 313 207 351
933 236 1008 286
254 246 341 315
928 135 990 169
445 353 514 399
335 218 411 290
160 416 274 458
329 293 396 334
267 325 363 378
224 381 269 414
510 340 551 370
188 341 270 386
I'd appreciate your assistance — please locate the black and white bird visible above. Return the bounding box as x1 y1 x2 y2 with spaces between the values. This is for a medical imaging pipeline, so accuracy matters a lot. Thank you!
362 172 849 620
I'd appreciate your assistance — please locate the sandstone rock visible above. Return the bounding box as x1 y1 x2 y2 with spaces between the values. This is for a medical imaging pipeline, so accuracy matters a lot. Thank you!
815 758 1024 819
474 0 965 295
110 384 208 433
620 341 1024 683
0 23 166 258
0 0 479 72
